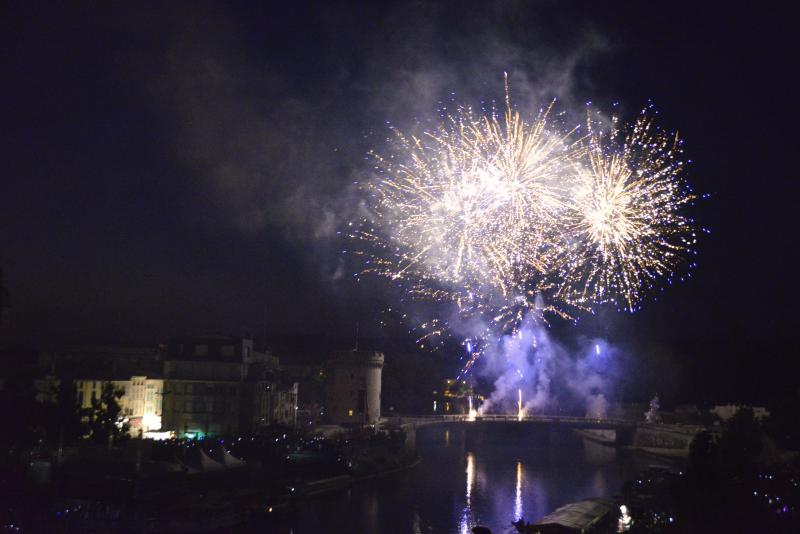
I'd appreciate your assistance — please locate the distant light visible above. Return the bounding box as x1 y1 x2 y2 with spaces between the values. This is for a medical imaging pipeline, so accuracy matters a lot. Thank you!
595 344 601 355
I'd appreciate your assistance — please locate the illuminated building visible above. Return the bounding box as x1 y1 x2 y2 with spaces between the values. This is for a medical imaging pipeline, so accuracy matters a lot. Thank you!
34 346 165 436
77 376 163 433
36 375 164 436
325 350 384 425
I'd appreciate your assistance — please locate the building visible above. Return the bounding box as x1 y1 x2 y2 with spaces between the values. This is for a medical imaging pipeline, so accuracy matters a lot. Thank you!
76 376 163 434
325 350 384 425
244 375 299 430
161 336 298 438
38 346 163 379
33 346 165 437
34 374 164 436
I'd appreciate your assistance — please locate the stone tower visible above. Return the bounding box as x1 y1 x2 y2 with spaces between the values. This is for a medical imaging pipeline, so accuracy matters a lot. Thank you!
325 350 384 425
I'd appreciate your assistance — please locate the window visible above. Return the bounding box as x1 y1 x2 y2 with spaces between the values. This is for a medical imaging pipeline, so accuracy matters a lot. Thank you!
221 345 235 358
348 409 354 417
185 383 194 394
195 344 208 356
184 400 193 413
146 387 153 402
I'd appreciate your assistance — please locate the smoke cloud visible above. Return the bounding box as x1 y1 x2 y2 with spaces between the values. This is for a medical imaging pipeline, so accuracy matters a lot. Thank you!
152 3 610 243
146 2 618 344
476 312 617 418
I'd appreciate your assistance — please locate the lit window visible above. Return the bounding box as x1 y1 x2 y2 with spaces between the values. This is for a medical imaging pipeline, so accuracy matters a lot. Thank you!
348 409 354 417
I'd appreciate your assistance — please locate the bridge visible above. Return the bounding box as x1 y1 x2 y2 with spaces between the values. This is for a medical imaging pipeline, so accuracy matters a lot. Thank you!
382 415 705 454
384 413 635 430
383 414 638 447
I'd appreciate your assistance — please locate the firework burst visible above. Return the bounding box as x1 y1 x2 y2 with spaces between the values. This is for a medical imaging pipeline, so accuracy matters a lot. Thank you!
558 109 697 311
355 99 582 332
351 80 699 367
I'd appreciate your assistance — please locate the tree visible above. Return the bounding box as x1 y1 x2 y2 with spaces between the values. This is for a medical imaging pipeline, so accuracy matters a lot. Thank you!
765 388 800 450
86 382 129 445
717 407 762 474
0 378 40 458
688 430 719 485
40 379 88 448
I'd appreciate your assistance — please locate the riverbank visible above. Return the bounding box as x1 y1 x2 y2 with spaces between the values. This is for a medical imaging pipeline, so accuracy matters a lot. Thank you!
574 424 698 459
3 424 421 533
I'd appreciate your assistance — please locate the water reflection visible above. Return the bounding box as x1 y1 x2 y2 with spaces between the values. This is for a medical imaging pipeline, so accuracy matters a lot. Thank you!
460 452 475 534
515 460 524 521
286 427 670 534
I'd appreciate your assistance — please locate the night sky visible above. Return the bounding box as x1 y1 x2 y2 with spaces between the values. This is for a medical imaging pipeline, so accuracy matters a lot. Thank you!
1 2 797 401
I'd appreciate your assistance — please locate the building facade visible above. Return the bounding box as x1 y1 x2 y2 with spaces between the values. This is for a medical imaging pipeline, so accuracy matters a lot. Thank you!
75 376 164 434
161 336 298 438
29 340 299 439
325 350 384 425
33 346 165 437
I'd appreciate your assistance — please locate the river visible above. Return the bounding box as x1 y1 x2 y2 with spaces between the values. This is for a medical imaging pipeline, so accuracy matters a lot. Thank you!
264 424 676 534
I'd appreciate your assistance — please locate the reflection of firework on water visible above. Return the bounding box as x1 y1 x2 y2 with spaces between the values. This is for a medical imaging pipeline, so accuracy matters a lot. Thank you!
558 109 697 311
351 77 700 368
